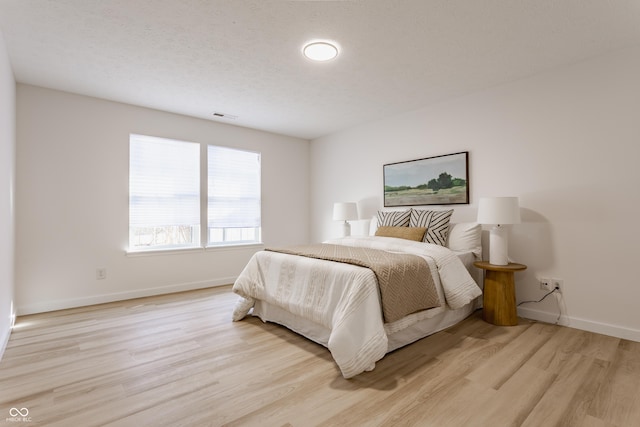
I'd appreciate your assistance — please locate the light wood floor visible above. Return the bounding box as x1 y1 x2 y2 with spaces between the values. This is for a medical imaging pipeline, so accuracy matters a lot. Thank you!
1 286 639 427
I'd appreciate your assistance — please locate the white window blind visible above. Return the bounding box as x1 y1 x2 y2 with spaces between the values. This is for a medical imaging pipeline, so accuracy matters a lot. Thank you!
129 134 200 251
208 145 261 245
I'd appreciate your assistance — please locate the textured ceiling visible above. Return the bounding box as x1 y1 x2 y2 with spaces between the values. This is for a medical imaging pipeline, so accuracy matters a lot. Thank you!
1 0 640 140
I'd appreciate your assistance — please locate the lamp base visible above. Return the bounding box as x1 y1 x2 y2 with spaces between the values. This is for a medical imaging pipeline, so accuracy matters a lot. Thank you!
340 221 351 237
489 225 509 265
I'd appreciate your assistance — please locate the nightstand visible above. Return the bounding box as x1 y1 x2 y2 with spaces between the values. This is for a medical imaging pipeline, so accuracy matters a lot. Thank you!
473 261 527 326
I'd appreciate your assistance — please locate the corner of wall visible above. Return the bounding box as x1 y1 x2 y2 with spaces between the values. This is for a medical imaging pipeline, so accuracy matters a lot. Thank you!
0 301 15 360
0 26 16 362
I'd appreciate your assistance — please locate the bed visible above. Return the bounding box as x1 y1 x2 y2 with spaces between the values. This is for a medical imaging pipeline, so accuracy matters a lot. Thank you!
232 214 483 378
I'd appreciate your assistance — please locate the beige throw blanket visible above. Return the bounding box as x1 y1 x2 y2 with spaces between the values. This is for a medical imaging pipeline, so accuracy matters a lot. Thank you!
266 243 440 323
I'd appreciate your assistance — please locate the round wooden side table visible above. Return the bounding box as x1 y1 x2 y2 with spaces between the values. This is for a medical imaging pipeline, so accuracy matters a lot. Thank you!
473 261 527 326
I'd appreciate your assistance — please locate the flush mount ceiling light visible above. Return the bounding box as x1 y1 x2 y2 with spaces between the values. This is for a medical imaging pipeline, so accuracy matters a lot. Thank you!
303 41 339 61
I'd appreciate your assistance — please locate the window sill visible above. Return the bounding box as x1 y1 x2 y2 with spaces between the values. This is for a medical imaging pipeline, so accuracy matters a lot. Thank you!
126 242 264 257
206 242 265 252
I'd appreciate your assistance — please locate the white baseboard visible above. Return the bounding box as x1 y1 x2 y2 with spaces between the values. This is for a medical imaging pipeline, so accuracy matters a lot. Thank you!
0 301 16 362
0 327 10 362
517 306 640 342
16 277 237 316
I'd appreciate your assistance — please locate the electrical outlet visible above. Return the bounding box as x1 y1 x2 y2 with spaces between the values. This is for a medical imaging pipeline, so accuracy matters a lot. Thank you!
539 277 551 291
96 268 107 280
551 278 563 293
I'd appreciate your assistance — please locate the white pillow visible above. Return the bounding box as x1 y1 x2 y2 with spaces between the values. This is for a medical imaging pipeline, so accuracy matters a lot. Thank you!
446 222 482 258
369 216 379 235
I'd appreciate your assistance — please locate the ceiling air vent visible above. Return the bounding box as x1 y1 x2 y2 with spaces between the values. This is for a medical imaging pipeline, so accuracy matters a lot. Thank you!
212 112 238 120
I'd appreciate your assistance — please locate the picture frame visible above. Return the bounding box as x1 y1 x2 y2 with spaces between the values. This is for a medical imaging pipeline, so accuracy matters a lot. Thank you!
383 151 469 207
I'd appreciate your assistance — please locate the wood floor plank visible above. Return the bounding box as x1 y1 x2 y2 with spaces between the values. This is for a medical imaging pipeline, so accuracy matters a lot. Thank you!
1 286 639 426
465 321 555 390
558 358 612 427
319 333 502 426
588 341 640 426
471 363 555 426
520 353 598 427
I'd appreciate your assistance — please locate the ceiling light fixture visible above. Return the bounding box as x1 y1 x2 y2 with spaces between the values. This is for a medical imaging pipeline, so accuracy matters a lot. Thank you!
303 41 339 61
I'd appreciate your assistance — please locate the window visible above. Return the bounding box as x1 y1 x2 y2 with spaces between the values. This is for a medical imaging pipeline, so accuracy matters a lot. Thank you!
129 134 200 251
208 145 261 245
129 134 261 252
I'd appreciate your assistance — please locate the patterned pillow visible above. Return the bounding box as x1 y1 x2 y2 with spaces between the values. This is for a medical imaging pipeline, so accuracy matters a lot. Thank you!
409 209 454 246
376 210 410 227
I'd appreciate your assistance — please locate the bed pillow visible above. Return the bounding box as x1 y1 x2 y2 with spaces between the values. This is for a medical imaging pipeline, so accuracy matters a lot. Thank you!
409 208 454 246
369 216 379 235
376 210 410 227
375 226 427 241
446 222 482 258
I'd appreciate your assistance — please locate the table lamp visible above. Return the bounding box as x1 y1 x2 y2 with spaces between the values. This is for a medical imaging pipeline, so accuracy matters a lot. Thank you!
477 197 521 265
333 202 358 237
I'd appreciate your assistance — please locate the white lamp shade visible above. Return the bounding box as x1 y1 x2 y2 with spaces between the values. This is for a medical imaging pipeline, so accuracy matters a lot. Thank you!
477 197 521 225
333 202 358 221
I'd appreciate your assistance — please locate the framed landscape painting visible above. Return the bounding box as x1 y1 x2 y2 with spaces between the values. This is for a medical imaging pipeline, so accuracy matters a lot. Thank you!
383 151 469 207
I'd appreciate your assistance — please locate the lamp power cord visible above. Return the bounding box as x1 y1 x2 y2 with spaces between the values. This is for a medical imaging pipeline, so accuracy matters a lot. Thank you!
518 286 562 325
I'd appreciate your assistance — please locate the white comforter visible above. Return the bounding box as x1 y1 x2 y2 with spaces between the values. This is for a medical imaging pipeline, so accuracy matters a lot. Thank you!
232 236 481 378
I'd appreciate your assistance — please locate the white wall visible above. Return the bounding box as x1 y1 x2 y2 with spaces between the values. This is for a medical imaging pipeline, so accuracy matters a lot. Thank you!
310 47 640 341
0 30 16 359
15 85 309 314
